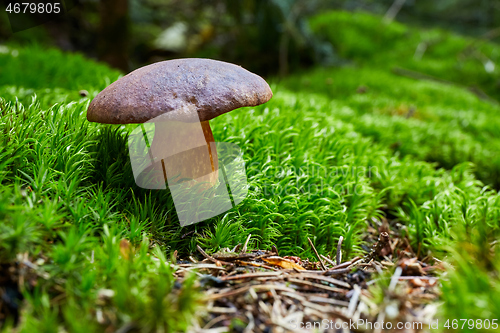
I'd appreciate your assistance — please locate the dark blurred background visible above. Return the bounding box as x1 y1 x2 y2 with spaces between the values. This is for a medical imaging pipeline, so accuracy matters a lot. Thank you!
0 0 499 77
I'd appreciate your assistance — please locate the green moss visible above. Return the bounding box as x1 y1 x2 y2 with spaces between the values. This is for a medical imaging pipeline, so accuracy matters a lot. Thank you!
309 10 500 101
1 11 500 329
283 19 500 187
0 44 121 92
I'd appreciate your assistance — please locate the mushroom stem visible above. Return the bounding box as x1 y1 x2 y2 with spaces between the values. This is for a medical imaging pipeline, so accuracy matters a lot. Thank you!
149 120 219 187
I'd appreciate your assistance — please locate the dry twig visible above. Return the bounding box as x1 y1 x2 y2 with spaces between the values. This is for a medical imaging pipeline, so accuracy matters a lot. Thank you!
336 236 344 266
241 234 252 254
308 237 326 271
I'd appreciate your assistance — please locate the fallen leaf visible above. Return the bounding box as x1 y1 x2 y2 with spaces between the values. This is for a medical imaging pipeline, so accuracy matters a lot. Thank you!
399 258 425 276
262 256 305 270
409 278 425 287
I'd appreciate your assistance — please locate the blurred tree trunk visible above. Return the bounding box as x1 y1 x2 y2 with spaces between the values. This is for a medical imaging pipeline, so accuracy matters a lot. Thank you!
383 0 406 24
98 0 129 72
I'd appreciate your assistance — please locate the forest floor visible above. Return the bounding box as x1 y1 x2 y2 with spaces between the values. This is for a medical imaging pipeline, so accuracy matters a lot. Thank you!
1 10 500 333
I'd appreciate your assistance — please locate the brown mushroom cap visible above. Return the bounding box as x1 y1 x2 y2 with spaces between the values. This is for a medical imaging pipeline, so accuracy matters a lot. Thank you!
87 58 273 124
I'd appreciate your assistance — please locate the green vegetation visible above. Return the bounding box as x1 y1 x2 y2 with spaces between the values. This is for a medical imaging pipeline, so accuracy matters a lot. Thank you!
0 44 120 91
285 10 500 188
309 10 500 100
1 10 500 331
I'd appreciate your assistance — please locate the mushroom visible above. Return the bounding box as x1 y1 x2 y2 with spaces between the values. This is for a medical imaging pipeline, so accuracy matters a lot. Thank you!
87 58 272 189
